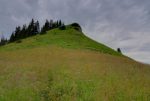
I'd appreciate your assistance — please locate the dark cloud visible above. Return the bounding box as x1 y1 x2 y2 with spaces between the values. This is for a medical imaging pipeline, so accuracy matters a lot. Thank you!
0 0 150 64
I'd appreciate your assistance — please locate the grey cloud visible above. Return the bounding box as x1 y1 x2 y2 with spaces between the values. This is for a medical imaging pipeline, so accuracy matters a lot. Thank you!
0 0 150 64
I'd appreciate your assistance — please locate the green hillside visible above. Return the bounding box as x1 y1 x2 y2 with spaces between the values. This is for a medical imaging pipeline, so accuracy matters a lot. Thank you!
0 25 121 56
0 24 150 101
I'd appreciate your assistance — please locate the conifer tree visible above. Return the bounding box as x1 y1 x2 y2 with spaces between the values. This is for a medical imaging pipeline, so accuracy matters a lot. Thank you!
0 35 7 46
14 26 21 41
34 20 40 35
20 24 27 39
52 21 57 28
27 19 35 36
59 20 62 26
49 20 53 29
41 20 50 34
9 32 15 42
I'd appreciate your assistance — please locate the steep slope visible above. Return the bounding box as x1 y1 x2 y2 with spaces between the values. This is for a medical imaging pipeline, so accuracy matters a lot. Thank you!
0 25 150 101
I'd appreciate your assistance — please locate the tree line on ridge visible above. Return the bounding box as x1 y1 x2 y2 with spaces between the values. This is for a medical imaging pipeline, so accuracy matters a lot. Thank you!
0 19 64 46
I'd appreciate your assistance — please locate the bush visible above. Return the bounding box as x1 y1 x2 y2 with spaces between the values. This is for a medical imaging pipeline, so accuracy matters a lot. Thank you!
59 25 66 30
71 23 82 32
117 48 122 53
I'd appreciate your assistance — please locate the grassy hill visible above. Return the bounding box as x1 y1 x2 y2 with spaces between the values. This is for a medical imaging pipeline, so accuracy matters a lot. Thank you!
0 25 121 56
0 24 150 101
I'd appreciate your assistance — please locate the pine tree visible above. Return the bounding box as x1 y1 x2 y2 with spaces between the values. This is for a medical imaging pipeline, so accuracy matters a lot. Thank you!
14 26 21 41
41 20 50 34
49 20 53 29
0 35 7 46
34 20 40 35
45 20 50 30
9 32 15 42
52 21 57 28
56 20 59 27
27 19 35 36
59 20 62 26
20 24 27 39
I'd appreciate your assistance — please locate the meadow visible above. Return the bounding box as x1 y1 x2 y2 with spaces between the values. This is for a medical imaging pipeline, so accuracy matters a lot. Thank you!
0 26 149 101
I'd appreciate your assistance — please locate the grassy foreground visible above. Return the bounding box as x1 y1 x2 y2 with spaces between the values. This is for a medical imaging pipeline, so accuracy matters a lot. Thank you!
0 26 150 101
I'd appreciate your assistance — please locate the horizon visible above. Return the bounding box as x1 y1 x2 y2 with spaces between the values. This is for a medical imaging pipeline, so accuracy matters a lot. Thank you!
0 0 150 64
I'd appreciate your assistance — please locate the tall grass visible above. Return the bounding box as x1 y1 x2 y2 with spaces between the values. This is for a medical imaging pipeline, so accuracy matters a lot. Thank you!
0 26 149 101
0 47 149 101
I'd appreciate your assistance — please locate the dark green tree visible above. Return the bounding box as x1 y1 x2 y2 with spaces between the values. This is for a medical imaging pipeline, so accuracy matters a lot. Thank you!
41 20 50 34
58 20 62 26
117 48 122 54
49 20 53 29
9 32 15 42
0 35 7 46
20 24 27 39
34 20 40 34
27 19 35 36
32 20 40 35
14 26 21 41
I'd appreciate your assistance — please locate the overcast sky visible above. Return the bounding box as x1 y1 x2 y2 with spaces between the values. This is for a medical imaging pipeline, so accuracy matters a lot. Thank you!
0 0 150 64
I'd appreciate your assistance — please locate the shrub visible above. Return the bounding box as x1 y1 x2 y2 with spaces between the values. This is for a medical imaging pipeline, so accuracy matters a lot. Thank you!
117 48 122 53
59 25 66 30
71 23 82 32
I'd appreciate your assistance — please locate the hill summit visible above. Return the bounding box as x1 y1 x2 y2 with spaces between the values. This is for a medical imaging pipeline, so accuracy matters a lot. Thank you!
0 23 121 56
